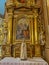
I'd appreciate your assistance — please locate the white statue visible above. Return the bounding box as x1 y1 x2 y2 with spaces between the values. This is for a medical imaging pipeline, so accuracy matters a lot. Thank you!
20 40 27 60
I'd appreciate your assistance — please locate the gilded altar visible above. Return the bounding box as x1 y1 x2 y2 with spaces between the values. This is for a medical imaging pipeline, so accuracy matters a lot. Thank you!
0 0 46 58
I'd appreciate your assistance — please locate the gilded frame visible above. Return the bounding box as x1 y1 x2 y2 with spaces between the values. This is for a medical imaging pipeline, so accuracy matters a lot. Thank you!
13 14 33 44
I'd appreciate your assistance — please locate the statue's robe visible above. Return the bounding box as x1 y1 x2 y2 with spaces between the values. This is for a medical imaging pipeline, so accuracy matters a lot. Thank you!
20 42 27 60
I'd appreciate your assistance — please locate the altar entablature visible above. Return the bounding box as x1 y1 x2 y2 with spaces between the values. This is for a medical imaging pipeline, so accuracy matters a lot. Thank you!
6 0 42 9
13 0 42 8
13 0 35 7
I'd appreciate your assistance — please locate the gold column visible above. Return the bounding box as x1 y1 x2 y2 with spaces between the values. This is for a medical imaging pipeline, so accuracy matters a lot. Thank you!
34 10 41 57
34 10 38 44
30 17 34 45
7 13 13 44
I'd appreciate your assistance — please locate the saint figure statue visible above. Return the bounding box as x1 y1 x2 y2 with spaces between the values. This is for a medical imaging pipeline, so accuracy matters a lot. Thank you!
20 40 27 60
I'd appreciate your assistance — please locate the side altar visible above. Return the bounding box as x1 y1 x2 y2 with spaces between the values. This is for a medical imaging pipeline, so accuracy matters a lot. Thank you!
0 0 46 58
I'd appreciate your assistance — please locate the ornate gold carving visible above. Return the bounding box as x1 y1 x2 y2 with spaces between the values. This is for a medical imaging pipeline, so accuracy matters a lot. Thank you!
35 44 41 57
2 44 11 57
27 0 35 6
0 18 4 45
14 0 35 7
6 0 13 7
12 43 21 57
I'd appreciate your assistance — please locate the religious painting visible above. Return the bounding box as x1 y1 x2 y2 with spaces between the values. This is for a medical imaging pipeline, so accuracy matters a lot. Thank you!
16 18 30 40
13 15 32 43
